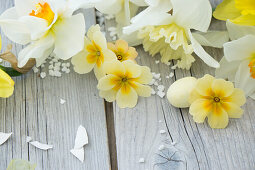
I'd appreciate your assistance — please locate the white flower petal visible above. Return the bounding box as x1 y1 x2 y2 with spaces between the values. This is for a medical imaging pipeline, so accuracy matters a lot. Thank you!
130 0 147 6
96 0 122 14
53 13 85 60
36 46 54 67
0 132 12 145
14 0 36 16
68 0 100 14
29 141 53 150
235 60 255 96
116 86 138 108
123 0 172 34
0 8 31 45
224 35 255 62
192 31 229 48
215 57 240 82
74 125 88 149
172 0 212 32
226 20 255 41
70 148 84 162
18 34 54 68
188 30 220 68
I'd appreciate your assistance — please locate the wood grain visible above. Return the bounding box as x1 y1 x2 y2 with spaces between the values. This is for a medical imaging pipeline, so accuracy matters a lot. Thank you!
105 0 255 170
0 2 111 170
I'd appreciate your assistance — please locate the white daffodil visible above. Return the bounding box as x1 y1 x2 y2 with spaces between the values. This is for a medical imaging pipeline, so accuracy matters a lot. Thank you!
0 0 92 68
216 21 255 99
123 0 221 69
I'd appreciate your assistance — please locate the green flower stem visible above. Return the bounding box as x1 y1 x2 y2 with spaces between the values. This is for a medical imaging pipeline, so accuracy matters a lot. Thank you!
0 65 22 77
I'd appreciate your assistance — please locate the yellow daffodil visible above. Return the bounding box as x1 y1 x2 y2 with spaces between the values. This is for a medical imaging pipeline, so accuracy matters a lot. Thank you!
0 69 15 98
213 0 255 26
97 60 152 108
124 0 220 70
107 39 138 62
189 74 246 129
71 25 116 79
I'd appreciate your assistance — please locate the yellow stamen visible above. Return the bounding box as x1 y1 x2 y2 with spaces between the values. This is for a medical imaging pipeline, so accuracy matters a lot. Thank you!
248 59 255 79
29 2 54 24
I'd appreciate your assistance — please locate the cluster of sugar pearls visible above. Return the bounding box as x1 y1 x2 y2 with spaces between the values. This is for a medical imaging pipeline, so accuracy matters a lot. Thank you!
149 72 166 98
33 53 71 79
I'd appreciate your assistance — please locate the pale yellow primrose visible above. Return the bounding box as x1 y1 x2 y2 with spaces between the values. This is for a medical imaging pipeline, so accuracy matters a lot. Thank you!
189 74 246 129
71 25 116 79
97 60 152 108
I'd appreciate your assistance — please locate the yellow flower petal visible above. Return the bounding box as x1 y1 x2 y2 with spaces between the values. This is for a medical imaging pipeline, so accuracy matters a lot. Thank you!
207 107 229 129
131 82 152 97
211 79 234 97
213 0 241 21
235 0 255 11
134 66 153 84
99 89 117 102
195 74 214 96
189 99 211 123
0 69 15 98
71 50 95 74
231 14 255 26
93 31 107 49
123 60 141 78
222 102 244 118
116 85 138 108
94 64 105 80
97 74 119 91
189 90 201 104
115 39 129 53
103 60 125 76
225 88 246 106
87 24 101 41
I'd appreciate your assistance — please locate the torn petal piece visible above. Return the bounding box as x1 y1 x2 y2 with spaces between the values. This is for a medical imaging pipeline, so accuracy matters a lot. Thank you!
26 136 32 143
70 148 84 163
74 125 88 149
29 141 53 150
0 132 12 145
60 98 66 104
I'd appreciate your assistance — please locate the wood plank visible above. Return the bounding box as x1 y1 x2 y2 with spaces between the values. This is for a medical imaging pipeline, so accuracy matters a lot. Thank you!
0 2 111 169
105 0 255 169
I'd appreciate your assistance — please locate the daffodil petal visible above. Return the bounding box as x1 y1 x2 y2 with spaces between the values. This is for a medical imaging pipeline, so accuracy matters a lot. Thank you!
195 74 214 96
189 99 211 123
226 20 255 41
222 102 244 118
224 35 255 62
14 0 35 16
188 31 220 68
96 0 122 14
172 0 212 32
116 86 138 108
207 108 229 129
213 0 241 21
0 69 15 98
0 7 31 45
134 66 153 84
99 89 117 102
18 34 54 68
212 79 234 97
191 31 229 48
231 14 255 26
53 13 85 60
235 60 255 96
215 57 240 82
98 75 119 91
36 46 54 67
131 82 151 97
122 60 142 78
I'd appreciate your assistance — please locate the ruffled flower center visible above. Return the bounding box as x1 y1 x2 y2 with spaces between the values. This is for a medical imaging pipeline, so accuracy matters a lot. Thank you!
138 23 195 69
29 2 54 24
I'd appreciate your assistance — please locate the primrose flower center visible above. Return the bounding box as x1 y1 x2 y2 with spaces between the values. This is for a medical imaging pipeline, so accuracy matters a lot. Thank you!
117 55 123 61
29 2 54 24
96 51 101 56
121 77 128 82
213 97 221 103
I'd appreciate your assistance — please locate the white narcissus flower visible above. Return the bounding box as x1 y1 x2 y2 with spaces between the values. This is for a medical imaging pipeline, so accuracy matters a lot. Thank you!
123 0 221 69
216 23 255 99
0 0 91 68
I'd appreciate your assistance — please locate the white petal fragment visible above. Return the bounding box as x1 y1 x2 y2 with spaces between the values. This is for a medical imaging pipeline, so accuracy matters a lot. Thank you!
29 141 53 150
74 125 88 149
0 132 12 145
26 136 32 143
70 148 84 162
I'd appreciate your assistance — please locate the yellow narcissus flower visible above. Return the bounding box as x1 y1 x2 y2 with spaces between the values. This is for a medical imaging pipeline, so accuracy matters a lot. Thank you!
71 25 116 79
97 60 152 108
189 74 246 129
107 39 138 62
0 68 15 98
213 0 255 26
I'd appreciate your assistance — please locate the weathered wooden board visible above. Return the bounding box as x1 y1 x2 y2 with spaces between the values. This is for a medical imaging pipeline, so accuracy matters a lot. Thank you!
105 0 255 170
0 1 110 170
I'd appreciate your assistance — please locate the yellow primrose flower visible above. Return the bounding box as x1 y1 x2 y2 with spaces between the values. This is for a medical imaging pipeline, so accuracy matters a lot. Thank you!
213 0 255 26
71 25 116 79
0 69 15 98
107 39 138 62
97 60 153 108
189 74 246 129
